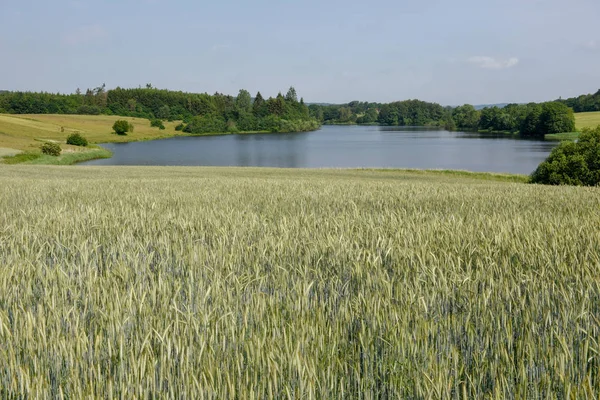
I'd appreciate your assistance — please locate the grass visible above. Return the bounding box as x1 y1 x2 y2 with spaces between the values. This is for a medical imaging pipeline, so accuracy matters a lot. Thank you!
26 146 112 165
575 111 600 130
545 132 580 141
0 114 184 152
1 152 42 164
364 168 529 183
0 166 599 398
2 145 112 165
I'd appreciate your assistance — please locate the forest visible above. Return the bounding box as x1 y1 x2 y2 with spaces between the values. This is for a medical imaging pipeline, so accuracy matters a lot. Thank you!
0 85 319 134
0 86 593 136
309 98 578 136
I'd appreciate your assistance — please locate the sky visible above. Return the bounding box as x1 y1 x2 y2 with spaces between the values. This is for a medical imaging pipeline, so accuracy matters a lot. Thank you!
0 0 599 105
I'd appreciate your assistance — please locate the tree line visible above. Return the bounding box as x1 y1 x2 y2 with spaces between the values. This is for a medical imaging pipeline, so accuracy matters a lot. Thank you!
0 85 319 134
452 102 575 136
556 89 600 113
2 86 595 136
309 96 581 136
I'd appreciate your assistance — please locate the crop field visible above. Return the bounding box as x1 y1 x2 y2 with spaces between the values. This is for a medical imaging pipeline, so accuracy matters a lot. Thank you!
575 111 600 130
0 166 599 398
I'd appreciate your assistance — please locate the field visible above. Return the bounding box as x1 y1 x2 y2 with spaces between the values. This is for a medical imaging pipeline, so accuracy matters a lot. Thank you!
0 166 599 398
0 114 182 156
575 111 600 130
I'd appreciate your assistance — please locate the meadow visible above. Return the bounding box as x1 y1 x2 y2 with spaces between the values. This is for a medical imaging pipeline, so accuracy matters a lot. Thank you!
0 166 599 398
574 111 600 130
0 114 182 162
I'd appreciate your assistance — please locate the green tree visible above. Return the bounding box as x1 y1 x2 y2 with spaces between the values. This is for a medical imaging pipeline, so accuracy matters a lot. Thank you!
112 120 130 135
531 126 600 186
479 107 501 131
378 105 399 125
309 105 324 122
236 89 252 113
521 105 543 136
267 94 286 117
539 102 576 135
127 99 137 112
157 105 171 120
285 87 298 103
357 108 378 124
338 107 354 123
452 105 480 130
253 92 267 117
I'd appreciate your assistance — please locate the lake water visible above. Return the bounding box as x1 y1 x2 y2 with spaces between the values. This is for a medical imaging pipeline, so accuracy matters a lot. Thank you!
82 125 558 174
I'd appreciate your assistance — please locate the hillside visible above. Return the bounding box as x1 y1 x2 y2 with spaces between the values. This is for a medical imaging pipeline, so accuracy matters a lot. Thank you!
0 166 599 397
573 110 600 129
0 114 182 153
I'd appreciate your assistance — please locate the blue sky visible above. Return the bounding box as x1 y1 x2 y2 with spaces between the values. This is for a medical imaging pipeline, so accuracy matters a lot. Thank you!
1 0 599 104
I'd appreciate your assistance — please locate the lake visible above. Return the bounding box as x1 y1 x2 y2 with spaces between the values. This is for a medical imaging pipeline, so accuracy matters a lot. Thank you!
82 125 558 174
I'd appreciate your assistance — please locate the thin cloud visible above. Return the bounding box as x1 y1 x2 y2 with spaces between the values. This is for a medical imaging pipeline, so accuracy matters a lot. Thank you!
63 24 108 46
468 56 519 70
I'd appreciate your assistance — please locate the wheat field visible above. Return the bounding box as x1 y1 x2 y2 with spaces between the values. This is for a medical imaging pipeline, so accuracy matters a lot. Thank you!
0 166 599 398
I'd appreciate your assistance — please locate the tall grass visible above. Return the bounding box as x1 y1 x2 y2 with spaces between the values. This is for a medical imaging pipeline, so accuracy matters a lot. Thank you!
0 166 599 398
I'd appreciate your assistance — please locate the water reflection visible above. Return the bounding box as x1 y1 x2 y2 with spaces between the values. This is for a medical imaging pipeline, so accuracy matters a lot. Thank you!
83 126 558 174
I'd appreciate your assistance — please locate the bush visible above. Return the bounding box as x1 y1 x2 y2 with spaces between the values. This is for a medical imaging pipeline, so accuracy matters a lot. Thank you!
76 105 101 115
41 142 61 156
175 123 184 131
531 126 600 186
113 120 131 135
183 114 227 134
128 122 135 133
66 133 88 147
150 119 165 130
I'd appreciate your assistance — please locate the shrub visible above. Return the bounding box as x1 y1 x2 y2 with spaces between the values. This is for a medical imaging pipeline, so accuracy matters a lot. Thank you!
531 126 600 186
226 120 238 133
41 142 61 156
76 105 101 115
183 114 227 134
175 123 184 131
150 119 165 130
113 120 130 135
66 133 88 147
128 122 135 133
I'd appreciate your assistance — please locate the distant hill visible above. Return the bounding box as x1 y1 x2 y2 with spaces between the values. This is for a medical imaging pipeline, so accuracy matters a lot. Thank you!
0 90 8 94
473 103 510 110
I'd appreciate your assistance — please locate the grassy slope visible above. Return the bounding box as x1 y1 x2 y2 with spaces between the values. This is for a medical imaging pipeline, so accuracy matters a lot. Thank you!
0 114 183 160
0 166 599 397
575 111 600 129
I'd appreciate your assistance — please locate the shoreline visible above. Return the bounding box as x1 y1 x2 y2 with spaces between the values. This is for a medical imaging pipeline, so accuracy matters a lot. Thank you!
0 163 530 183
0 127 322 166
